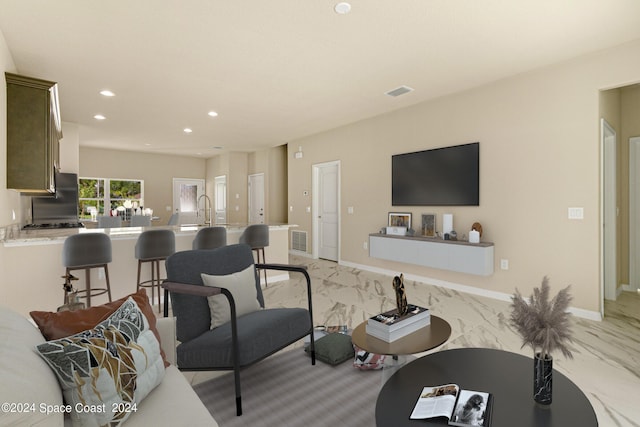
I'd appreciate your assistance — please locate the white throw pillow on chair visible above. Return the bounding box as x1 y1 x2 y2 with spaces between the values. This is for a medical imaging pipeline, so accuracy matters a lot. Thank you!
201 265 262 329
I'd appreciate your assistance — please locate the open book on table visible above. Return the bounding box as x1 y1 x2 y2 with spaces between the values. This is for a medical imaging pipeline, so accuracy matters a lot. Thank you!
410 384 492 427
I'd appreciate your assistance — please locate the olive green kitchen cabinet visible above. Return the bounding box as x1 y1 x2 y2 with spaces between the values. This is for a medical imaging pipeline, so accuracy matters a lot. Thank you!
5 72 63 194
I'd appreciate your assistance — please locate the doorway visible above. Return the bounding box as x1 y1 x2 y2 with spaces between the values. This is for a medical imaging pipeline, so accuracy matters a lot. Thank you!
601 119 617 306
214 175 227 224
312 161 340 261
630 137 640 292
172 178 204 225
248 173 265 224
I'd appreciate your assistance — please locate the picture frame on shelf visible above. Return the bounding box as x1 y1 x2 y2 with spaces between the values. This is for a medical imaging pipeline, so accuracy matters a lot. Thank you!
421 213 436 237
388 212 412 229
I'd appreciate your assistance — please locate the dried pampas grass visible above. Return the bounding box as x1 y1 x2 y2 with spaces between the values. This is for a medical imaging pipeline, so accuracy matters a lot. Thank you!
510 276 574 360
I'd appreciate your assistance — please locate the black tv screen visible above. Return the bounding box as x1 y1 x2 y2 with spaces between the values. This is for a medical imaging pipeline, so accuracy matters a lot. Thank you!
392 142 479 206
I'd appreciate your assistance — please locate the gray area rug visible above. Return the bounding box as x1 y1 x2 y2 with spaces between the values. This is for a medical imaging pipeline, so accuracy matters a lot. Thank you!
193 349 381 427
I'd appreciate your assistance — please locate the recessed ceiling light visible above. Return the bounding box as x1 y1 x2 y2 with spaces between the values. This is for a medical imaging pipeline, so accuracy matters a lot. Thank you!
183 128 193 133
94 114 106 120
208 111 218 117
100 90 115 97
334 2 351 14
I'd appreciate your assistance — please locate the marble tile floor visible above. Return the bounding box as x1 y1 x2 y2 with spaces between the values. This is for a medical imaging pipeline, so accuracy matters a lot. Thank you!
184 256 640 427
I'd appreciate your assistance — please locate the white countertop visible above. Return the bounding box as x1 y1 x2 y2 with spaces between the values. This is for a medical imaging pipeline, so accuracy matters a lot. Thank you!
2 223 295 247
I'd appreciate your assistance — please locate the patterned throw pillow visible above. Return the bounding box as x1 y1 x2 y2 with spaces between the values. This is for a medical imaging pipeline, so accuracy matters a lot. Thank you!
35 297 165 426
30 288 169 368
353 345 386 370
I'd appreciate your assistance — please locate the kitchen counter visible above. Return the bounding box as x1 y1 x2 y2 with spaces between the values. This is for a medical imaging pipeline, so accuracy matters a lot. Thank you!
0 223 296 316
2 223 293 247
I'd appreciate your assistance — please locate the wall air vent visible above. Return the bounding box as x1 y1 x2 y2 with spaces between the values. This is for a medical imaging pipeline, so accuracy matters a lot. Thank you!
291 230 307 252
385 85 414 97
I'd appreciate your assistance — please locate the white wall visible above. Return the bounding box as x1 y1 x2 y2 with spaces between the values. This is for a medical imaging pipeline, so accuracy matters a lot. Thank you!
288 40 640 314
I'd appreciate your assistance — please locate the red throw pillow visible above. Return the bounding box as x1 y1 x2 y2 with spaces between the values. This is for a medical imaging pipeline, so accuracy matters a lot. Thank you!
30 288 169 367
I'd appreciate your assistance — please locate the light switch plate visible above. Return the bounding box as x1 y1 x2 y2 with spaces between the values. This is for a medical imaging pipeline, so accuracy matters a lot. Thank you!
568 207 584 220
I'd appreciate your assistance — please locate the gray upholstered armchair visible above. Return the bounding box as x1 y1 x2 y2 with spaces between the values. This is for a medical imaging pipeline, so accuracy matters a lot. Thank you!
162 244 315 416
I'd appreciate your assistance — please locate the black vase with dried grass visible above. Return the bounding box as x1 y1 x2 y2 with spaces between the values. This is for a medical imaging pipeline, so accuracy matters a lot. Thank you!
510 276 574 404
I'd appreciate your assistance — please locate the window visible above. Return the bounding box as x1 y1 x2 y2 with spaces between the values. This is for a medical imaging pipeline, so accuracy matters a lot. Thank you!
78 177 144 219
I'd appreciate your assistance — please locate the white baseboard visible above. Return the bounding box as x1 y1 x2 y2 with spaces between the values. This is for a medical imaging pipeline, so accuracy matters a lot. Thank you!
261 273 289 286
289 249 315 259
621 283 638 293
339 260 602 322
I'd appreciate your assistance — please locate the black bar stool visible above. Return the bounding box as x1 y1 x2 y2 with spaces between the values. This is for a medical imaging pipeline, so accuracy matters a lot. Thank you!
192 226 227 249
239 224 269 286
62 233 113 307
135 229 175 312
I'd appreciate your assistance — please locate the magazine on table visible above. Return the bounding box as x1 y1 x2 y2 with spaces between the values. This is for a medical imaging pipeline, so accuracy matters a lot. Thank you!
367 304 430 331
365 319 427 342
410 384 492 427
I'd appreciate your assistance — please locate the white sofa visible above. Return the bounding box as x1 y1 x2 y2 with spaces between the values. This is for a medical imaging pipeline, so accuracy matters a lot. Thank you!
0 306 218 426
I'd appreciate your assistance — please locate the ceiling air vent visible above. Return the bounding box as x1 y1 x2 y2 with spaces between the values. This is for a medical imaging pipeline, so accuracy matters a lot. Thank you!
385 85 414 97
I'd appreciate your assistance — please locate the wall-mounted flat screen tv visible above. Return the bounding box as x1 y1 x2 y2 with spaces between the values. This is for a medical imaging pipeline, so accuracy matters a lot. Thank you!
392 142 479 206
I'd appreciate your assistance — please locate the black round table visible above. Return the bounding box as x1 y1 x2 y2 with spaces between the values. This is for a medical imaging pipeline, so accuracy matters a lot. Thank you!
375 348 598 427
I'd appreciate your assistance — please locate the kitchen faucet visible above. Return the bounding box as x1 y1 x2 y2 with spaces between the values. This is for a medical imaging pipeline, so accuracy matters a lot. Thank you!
197 194 213 226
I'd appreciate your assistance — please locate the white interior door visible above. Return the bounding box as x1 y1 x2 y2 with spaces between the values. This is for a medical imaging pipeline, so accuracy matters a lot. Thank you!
602 120 617 301
248 173 265 224
313 161 339 261
172 178 204 225
214 175 227 224
630 137 640 292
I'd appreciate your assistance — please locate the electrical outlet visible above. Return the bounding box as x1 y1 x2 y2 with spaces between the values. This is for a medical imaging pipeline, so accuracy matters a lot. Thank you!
99 268 105 280
363 241 368 250
500 259 509 270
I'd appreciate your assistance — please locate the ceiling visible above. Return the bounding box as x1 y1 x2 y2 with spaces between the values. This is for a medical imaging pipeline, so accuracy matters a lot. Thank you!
1 1 640 158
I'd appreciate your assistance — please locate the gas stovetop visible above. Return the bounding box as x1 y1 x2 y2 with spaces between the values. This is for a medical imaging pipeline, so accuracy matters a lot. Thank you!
23 222 85 230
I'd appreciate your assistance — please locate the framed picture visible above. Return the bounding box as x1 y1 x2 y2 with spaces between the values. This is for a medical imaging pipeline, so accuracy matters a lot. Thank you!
422 214 436 237
388 212 412 229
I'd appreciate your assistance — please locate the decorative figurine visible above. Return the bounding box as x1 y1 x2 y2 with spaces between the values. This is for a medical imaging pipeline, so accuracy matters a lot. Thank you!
58 273 85 312
393 274 408 316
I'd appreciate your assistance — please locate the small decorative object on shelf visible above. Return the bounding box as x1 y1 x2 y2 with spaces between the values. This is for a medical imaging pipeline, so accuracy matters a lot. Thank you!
469 222 482 243
509 276 573 405
393 274 408 316
422 213 436 237
471 222 483 237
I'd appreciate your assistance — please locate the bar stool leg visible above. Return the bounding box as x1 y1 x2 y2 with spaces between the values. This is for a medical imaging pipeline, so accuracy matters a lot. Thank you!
254 248 268 288
154 259 162 313
136 260 142 292
261 248 267 287
103 264 112 302
85 267 91 308
150 260 156 313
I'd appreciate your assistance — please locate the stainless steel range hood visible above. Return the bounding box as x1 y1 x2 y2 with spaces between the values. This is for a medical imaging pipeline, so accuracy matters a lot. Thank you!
31 172 80 225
